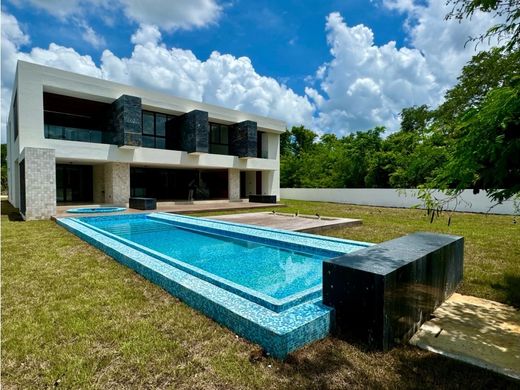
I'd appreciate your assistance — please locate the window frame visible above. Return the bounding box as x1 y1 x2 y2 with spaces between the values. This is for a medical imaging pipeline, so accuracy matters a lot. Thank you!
209 122 230 155
141 110 173 149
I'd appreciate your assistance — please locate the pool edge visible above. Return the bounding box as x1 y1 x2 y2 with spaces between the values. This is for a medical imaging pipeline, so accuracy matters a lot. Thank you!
57 217 333 359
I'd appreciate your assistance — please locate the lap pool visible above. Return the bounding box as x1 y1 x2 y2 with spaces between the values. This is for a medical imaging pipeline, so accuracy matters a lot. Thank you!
58 213 372 357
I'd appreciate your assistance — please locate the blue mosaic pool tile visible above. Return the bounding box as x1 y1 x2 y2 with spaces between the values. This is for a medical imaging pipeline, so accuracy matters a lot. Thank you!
58 217 335 358
71 218 322 312
149 212 373 255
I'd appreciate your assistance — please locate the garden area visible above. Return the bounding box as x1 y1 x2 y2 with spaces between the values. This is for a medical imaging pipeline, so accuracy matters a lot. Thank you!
2 199 518 389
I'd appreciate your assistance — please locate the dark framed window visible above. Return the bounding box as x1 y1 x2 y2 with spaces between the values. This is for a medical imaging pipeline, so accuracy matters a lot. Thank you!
43 92 109 144
13 93 18 141
141 111 173 149
209 123 229 155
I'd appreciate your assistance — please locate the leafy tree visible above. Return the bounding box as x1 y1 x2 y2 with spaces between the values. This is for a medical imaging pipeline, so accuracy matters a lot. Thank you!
446 0 519 51
429 78 520 203
435 48 520 123
290 125 317 155
400 105 432 133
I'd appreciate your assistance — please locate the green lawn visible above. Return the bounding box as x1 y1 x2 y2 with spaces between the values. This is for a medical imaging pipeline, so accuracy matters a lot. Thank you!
2 200 518 389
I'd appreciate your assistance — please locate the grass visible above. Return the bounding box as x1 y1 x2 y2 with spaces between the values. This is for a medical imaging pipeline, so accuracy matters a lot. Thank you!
2 199 518 389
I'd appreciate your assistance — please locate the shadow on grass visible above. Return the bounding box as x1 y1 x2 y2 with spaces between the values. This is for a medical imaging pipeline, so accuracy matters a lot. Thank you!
278 338 517 389
1 200 23 222
491 274 520 308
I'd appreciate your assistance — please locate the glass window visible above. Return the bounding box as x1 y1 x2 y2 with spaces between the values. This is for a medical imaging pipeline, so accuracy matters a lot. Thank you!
209 123 229 154
219 125 228 144
142 135 155 148
47 125 63 139
210 123 219 143
143 111 154 135
13 93 18 140
90 130 103 143
155 137 166 149
155 114 166 137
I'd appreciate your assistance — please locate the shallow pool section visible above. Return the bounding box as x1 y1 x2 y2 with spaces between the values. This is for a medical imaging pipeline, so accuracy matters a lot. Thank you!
58 213 371 358
66 207 127 214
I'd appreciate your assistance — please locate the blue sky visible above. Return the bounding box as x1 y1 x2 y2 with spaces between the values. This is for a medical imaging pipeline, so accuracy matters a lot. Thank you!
1 0 499 141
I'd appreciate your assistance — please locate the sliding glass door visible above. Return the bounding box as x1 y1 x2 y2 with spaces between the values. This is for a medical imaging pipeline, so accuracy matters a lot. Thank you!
56 164 93 203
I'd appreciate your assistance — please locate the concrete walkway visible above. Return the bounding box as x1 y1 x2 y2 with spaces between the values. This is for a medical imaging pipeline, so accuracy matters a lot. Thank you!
209 211 362 233
410 293 520 380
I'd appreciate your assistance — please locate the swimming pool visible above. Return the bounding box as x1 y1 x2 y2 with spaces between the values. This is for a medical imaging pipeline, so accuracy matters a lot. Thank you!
58 213 372 357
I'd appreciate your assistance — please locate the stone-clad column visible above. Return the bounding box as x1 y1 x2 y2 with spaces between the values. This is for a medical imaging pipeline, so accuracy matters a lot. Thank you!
230 120 257 158
108 95 142 147
22 147 56 220
169 110 209 153
104 162 130 205
228 168 240 201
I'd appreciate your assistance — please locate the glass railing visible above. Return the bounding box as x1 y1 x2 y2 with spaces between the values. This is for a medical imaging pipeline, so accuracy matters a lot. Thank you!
44 124 106 144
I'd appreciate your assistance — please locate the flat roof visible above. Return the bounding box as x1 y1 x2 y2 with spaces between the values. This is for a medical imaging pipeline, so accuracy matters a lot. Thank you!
16 60 287 133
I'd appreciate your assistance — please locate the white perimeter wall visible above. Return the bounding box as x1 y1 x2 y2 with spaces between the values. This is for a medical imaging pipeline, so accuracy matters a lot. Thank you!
280 188 518 215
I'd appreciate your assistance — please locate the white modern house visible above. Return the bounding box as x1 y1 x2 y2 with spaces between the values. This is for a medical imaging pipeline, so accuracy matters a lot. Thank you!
6 61 283 220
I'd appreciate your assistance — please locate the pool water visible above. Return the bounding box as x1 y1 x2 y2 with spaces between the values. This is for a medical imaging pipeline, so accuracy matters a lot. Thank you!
87 217 329 300
67 207 126 214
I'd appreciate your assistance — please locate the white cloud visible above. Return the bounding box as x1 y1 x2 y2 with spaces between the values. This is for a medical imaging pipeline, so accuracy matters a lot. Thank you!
78 21 106 48
10 0 84 19
1 11 313 142
307 12 438 134
121 0 222 31
99 46 314 125
131 24 162 45
306 2 501 134
11 0 222 31
1 11 31 143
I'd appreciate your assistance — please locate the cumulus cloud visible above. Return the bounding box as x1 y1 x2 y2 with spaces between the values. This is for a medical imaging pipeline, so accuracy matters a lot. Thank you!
0 11 313 142
307 12 439 134
130 24 162 45
306 1 501 134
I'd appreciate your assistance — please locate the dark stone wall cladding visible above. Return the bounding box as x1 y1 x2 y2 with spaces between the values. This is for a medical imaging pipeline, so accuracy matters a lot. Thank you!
323 232 464 351
230 120 257 158
108 94 142 147
169 110 209 153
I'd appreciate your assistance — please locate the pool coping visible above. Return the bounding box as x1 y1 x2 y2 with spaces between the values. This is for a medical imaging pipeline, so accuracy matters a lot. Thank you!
57 216 335 358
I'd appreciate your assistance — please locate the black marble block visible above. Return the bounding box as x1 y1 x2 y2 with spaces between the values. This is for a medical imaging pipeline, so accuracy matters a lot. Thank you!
108 95 142 147
230 120 257 157
323 232 463 351
249 194 276 203
129 197 157 210
170 110 209 153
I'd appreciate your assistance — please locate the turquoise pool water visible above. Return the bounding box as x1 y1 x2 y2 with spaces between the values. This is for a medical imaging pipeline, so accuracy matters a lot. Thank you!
86 217 334 301
67 207 126 214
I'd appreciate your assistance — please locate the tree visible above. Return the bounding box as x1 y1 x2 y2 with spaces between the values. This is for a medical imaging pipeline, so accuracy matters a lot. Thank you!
428 78 520 203
435 48 520 124
446 0 520 51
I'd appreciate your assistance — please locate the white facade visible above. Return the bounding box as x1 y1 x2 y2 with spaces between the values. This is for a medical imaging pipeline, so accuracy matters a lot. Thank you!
6 61 283 220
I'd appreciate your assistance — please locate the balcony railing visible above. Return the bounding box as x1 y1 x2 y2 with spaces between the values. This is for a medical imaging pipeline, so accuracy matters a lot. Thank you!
44 124 105 144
